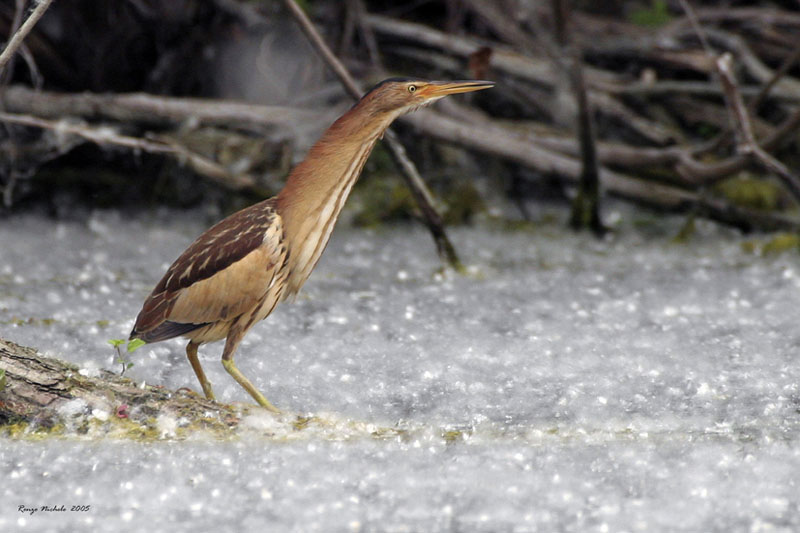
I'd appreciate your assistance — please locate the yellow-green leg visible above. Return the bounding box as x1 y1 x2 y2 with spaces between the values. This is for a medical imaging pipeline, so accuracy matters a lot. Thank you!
186 341 216 401
221 359 281 413
221 329 281 413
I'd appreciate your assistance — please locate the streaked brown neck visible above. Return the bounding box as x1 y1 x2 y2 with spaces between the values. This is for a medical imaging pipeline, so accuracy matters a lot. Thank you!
276 102 395 293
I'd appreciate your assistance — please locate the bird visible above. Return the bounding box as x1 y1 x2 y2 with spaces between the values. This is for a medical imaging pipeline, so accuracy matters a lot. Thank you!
129 77 495 413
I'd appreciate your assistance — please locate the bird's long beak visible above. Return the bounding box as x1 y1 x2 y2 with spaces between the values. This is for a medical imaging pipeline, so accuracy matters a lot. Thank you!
421 80 495 97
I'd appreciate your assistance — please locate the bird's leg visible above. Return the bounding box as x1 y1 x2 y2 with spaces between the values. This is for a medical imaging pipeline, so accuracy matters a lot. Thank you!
186 341 216 401
221 327 281 413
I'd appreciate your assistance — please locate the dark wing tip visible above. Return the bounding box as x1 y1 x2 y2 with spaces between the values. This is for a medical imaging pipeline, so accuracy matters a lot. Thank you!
130 320 207 344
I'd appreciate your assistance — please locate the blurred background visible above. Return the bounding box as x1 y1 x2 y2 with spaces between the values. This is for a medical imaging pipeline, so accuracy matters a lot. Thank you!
2 0 800 241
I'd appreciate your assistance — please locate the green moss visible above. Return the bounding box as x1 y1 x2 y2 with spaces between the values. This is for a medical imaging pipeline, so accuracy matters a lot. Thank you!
1 420 66 440
489 212 564 233
1 316 57 327
441 181 486 225
442 429 464 444
352 172 488 228
741 233 800 256
293 415 313 431
2 421 31 438
761 233 800 256
187 416 234 434
364 144 396 176
740 240 758 255
370 426 408 440
288 0 311 13
498 219 538 232
351 177 417 227
701 125 721 139
672 216 696 243
629 0 672 27
714 175 783 211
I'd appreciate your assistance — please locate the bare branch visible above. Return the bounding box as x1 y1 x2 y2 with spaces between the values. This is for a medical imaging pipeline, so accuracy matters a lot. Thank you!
0 85 317 132
748 40 800 113
677 0 714 55
402 109 800 232
345 0 383 70
0 111 260 191
366 13 675 145
0 0 53 75
716 53 800 204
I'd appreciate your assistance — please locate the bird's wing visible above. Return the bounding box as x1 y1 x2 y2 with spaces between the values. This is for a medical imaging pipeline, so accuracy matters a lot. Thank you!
131 198 287 339
169 239 285 324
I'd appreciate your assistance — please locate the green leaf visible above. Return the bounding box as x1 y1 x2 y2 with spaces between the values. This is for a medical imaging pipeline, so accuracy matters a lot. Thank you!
108 339 125 348
127 339 146 352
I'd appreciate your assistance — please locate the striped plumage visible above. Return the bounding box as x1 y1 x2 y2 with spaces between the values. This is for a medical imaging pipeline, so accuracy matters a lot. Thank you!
130 78 494 412
132 198 288 345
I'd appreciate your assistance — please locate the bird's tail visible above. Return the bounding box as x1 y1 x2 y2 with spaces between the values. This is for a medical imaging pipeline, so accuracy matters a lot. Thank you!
130 321 206 343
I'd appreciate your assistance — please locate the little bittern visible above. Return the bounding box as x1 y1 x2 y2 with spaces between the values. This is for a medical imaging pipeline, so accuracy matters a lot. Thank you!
130 78 494 412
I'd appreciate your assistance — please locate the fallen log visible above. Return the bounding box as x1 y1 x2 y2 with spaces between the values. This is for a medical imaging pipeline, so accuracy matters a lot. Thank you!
0 336 415 441
402 108 800 232
0 85 319 132
0 336 243 437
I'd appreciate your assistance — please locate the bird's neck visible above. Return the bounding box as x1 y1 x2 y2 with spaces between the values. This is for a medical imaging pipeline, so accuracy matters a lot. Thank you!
276 106 393 292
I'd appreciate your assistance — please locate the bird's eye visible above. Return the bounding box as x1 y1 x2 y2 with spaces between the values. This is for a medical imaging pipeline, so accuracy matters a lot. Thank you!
408 85 417 93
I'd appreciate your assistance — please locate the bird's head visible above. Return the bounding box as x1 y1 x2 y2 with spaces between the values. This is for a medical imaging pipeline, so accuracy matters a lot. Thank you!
360 77 494 117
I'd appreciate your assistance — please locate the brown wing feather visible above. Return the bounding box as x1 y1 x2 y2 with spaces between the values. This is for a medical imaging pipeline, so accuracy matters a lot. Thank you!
168 245 280 324
131 197 285 340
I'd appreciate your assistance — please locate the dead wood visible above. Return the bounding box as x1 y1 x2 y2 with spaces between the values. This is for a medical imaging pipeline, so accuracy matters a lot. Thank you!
0 85 316 132
365 13 678 145
0 336 242 435
0 110 264 192
0 0 52 75
717 53 800 203
544 0 606 235
3 1 800 236
402 108 800 232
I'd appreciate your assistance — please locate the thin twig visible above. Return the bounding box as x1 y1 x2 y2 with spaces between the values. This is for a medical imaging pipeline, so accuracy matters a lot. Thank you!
678 0 800 204
281 0 361 98
677 0 714 55
3 170 24 207
716 53 800 204
548 0 605 235
567 46 605 235
0 0 26 85
0 0 54 75
281 0 463 269
748 39 800 113
672 0 800 163
349 0 383 70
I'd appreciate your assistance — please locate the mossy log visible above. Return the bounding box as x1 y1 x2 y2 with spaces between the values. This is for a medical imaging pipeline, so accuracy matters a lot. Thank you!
0 337 245 438
0 337 409 441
